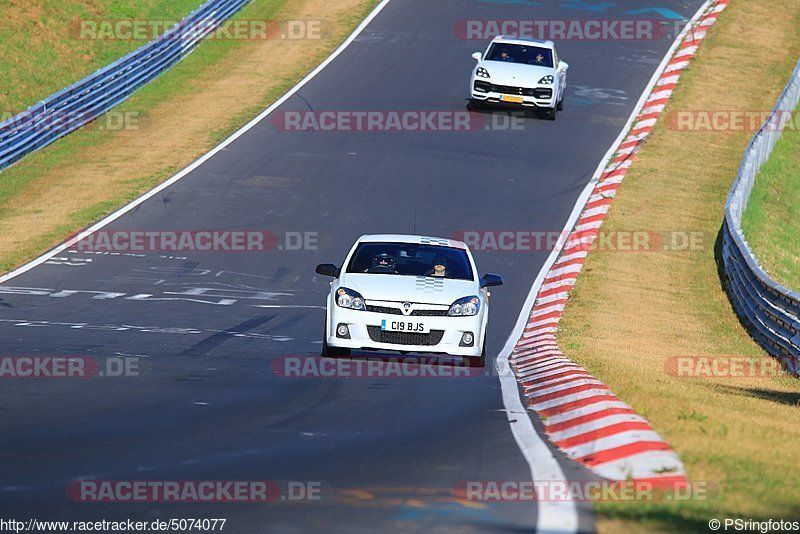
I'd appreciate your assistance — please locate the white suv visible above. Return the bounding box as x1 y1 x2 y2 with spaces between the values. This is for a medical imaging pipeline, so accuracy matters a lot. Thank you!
469 36 568 120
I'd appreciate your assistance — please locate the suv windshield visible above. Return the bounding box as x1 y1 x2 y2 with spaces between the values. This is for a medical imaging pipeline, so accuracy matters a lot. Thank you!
485 43 554 68
346 242 474 281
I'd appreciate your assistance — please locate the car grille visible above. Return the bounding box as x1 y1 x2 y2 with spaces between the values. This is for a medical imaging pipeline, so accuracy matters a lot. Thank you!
367 326 445 346
365 305 449 317
474 81 552 98
410 309 448 317
366 305 402 315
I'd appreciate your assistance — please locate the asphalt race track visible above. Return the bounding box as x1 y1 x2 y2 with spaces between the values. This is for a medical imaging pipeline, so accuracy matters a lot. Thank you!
0 1 704 532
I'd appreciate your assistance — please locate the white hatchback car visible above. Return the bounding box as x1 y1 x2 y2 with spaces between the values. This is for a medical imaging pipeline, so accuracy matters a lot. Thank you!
469 36 568 120
315 235 503 367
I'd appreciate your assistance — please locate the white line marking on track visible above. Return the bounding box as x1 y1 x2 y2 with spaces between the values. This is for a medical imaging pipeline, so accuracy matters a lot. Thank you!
253 305 325 309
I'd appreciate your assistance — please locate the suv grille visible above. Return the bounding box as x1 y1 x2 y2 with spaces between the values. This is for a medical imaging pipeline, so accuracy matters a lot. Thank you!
474 81 552 99
367 327 445 346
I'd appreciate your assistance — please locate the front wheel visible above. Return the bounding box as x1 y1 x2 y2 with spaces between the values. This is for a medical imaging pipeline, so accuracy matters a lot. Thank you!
557 97 564 111
466 99 482 111
464 340 486 369
545 107 557 121
322 324 351 357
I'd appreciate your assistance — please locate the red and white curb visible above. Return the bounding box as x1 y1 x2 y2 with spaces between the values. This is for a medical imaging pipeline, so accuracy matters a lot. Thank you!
508 0 729 485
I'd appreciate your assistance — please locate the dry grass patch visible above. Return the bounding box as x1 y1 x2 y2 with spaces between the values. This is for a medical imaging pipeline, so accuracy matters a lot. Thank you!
557 1 800 531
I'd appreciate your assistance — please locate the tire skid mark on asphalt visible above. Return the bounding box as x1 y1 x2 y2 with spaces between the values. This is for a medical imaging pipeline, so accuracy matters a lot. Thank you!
0 317 294 341
0 285 304 307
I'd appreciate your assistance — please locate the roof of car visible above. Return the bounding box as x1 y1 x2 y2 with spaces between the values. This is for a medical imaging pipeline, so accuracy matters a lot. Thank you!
491 36 555 48
357 234 467 248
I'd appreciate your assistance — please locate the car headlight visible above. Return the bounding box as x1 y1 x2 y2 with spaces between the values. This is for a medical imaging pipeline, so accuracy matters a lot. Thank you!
538 75 554 85
476 67 490 78
336 287 366 310
448 296 480 316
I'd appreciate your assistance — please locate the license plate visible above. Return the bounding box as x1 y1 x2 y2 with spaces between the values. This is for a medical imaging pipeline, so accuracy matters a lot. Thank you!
501 94 524 103
380 319 429 334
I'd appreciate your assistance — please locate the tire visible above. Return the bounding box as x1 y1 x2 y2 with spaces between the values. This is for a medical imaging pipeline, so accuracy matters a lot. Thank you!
464 340 486 369
467 99 482 111
557 97 564 111
545 107 557 121
321 324 351 357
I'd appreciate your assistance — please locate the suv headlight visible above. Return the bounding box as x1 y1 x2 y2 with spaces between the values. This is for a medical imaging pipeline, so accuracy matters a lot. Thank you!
538 75 554 85
476 67 490 78
448 296 480 316
336 287 366 310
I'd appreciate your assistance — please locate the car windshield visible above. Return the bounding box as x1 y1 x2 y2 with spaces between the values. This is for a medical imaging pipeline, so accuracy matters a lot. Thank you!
346 242 474 281
485 43 554 68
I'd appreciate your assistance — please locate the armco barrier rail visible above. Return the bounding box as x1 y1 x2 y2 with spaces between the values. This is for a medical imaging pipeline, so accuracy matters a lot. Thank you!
0 0 251 172
722 57 800 376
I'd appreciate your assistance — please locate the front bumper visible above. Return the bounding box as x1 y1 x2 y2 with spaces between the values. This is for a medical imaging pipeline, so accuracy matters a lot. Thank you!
327 307 485 357
471 79 556 108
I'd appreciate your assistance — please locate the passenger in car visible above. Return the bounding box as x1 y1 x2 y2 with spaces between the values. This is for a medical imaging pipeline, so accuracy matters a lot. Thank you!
425 255 448 278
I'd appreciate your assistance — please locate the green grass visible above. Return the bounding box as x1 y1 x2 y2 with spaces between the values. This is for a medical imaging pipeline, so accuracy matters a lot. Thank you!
0 0 206 115
741 99 800 291
0 0 290 234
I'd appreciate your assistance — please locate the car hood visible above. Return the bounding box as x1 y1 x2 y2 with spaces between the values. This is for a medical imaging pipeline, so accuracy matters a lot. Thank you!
342 273 477 306
479 61 554 87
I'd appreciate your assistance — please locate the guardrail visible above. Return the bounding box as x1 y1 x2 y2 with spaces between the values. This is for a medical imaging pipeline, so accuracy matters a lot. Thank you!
722 57 800 376
0 0 251 172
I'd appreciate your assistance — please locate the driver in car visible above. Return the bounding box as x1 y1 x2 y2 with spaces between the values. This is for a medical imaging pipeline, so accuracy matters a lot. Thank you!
498 49 514 62
367 253 397 273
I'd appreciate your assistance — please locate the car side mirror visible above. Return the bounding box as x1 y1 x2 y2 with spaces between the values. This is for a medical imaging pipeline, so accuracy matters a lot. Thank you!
560 60 569 71
472 52 482 61
480 273 503 288
316 263 340 277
